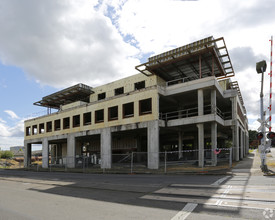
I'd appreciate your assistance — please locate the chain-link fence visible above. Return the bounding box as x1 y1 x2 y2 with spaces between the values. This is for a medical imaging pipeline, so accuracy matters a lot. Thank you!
23 148 233 173
159 148 232 173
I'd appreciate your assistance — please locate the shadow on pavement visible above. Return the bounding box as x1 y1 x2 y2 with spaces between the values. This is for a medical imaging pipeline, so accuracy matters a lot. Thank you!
0 152 264 219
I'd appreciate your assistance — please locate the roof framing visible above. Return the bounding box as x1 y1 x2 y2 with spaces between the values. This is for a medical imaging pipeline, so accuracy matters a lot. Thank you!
34 83 94 109
135 36 235 81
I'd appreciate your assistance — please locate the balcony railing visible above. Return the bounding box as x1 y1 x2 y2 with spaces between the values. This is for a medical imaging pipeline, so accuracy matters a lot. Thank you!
166 76 196 87
159 105 232 122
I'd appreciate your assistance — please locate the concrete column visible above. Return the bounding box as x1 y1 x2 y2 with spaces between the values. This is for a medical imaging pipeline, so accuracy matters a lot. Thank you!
240 129 244 159
178 130 183 159
245 132 248 156
246 132 249 154
232 126 236 161
42 138 49 168
193 134 198 161
211 89 216 114
234 123 240 161
231 96 237 120
197 123 204 167
246 131 247 157
67 133 76 168
24 142 32 168
101 127 112 169
231 96 239 161
148 120 159 169
211 122 217 166
198 89 204 116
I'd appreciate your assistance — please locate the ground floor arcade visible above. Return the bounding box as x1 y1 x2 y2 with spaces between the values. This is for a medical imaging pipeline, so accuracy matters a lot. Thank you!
24 118 249 169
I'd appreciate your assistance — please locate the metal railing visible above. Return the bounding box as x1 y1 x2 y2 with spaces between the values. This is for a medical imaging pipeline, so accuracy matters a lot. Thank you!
166 76 197 87
160 105 232 121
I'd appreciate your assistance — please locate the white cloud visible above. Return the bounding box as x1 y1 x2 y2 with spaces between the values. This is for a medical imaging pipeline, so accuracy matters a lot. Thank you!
0 112 24 149
111 0 275 127
4 110 19 119
0 0 275 131
0 118 6 124
0 0 140 88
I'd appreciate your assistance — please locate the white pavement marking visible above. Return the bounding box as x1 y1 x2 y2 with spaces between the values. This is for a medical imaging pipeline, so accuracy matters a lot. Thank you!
141 183 275 214
211 176 230 186
215 185 232 206
171 203 197 220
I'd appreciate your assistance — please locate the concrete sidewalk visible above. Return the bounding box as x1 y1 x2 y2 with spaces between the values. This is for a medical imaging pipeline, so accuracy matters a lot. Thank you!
231 149 275 176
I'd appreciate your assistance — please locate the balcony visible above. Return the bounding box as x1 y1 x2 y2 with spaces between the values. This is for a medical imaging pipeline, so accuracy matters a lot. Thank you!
159 104 232 122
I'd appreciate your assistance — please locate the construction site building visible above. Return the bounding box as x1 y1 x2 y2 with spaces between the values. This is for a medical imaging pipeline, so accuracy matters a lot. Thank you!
24 36 249 169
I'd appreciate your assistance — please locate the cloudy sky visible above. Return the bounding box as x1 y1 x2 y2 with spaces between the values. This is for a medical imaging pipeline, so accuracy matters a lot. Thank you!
0 0 274 150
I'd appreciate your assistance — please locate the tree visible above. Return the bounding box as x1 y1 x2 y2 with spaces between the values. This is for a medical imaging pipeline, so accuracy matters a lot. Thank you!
249 130 258 143
0 151 14 159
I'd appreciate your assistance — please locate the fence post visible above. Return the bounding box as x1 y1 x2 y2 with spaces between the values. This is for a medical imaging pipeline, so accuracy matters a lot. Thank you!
164 151 167 174
131 152 134 174
83 157 85 173
229 148 232 168
65 157 67 172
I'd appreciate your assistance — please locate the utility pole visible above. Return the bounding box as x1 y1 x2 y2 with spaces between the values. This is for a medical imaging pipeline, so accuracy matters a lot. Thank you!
256 60 268 173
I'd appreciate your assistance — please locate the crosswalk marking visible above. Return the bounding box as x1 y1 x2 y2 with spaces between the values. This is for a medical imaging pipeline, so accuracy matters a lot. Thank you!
211 176 231 186
171 203 197 220
141 183 275 211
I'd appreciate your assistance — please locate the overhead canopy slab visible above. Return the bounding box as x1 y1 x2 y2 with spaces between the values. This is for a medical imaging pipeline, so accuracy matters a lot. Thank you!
34 83 94 109
135 36 234 82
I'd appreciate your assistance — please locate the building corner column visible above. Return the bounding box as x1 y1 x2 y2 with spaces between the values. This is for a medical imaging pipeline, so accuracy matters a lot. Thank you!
101 127 112 169
234 123 240 161
211 89 217 115
211 122 217 166
67 133 76 168
197 123 204 167
240 129 244 160
198 89 204 116
148 120 159 169
42 138 49 168
24 141 31 168
178 130 183 159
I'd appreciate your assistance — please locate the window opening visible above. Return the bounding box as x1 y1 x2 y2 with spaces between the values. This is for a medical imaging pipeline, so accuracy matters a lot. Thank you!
46 121 52 132
139 98 152 115
32 125 38 135
114 87 124 96
98 92 106 100
39 123 45 134
123 102 134 118
63 117 70 129
83 112 92 125
54 119 61 131
26 126 31 136
95 109 104 123
134 81 145 90
108 106 118 121
73 115 80 127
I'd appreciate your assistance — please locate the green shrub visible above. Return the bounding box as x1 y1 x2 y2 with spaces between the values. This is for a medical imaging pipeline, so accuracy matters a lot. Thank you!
0 151 14 159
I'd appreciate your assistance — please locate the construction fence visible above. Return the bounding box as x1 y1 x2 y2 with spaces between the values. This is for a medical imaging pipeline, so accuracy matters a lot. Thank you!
24 148 233 174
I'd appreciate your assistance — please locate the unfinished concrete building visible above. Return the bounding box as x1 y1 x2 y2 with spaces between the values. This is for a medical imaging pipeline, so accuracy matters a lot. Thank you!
24 36 249 169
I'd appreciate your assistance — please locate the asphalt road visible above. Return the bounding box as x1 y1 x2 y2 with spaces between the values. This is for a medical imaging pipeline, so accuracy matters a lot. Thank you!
0 152 275 220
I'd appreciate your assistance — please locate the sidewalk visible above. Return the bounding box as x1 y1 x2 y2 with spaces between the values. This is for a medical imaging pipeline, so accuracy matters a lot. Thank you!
231 149 275 176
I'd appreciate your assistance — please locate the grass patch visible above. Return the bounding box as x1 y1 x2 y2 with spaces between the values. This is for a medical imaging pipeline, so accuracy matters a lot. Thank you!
0 159 24 169
267 161 275 167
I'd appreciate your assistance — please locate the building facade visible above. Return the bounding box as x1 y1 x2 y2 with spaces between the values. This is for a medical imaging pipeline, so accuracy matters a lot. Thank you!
24 36 249 169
